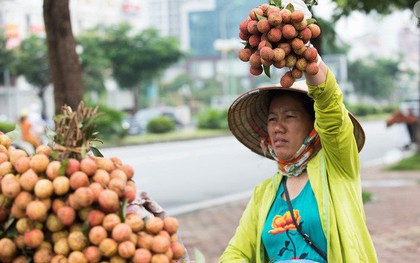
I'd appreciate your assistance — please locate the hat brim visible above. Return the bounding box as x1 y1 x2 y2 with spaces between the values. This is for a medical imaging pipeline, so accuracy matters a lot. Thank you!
228 82 365 160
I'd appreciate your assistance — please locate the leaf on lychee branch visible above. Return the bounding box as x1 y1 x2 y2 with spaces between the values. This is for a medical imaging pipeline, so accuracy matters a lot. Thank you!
0 217 16 239
90 145 104 157
81 220 90 238
286 3 295 12
119 199 129 222
59 158 69 175
264 65 271 78
255 12 265 21
270 0 282 7
306 18 317 25
304 0 318 7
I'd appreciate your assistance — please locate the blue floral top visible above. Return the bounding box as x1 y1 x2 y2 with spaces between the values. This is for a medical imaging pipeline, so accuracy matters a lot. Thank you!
262 178 327 262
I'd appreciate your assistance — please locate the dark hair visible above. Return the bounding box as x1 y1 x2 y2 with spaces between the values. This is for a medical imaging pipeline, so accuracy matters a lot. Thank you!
267 90 315 122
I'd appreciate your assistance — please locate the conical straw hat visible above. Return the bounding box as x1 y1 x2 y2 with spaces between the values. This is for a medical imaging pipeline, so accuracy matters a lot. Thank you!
227 81 365 159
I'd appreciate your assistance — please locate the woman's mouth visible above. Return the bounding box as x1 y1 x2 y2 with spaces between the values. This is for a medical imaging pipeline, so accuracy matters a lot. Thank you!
273 138 288 147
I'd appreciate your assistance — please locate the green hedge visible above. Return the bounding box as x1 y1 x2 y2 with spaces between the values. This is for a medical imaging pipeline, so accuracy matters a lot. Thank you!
147 116 176 134
86 103 126 140
197 108 228 130
346 103 397 117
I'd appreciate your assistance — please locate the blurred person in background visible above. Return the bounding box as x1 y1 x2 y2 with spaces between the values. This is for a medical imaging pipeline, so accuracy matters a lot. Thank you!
19 109 41 148
386 107 418 150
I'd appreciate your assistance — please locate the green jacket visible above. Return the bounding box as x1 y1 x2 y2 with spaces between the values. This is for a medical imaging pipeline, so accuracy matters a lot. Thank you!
219 69 378 262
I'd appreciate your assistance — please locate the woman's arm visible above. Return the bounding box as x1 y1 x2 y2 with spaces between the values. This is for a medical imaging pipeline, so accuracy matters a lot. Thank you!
304 60 360 180
219 190 260 262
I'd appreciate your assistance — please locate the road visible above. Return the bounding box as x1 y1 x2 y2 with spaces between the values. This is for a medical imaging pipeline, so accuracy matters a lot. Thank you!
99 120 410 213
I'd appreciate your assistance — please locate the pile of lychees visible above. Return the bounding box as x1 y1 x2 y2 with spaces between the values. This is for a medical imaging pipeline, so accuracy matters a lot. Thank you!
0 103 185 263
237 1 321 88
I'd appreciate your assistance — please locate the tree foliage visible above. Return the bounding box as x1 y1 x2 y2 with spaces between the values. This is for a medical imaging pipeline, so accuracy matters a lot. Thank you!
98 24 184 111
330 0 418 18
348 58 400 100
15 35 50 119
0 31 18 85
16 35 50 89
77 32 111 97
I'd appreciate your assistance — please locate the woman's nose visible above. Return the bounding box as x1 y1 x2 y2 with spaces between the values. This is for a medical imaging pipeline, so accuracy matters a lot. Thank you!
273 120 286 133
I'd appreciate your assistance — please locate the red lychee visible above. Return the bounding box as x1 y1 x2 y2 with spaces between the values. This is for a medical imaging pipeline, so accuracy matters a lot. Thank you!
291 68 303 79
249 7 263 20
280 8 292 23
303 46 318 62
247 20 259 35
248 34 261 47
268 12 282 27
298 27 312 44
257 19 271 34
273 48 286 62
281 24 297 39
260 46 274 62
238 49 252 62
308 23 321 38
249 52 262 68
291 10 305 23
305 62 319 75
250 66 263 76
280 71 295 88
267 27 282 43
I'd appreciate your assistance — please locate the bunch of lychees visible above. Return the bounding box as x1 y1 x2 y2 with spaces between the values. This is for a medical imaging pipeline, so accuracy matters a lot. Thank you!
237 1 321 88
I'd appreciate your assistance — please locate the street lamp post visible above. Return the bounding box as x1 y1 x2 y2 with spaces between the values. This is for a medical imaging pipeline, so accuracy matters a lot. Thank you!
213 38 242 97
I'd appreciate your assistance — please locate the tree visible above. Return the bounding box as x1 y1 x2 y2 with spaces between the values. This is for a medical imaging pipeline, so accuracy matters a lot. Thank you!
16 35 50 120
0 31 18 86
159 73 194 106
348 58 400 100
330 0 418 18
99 24 184 112
43 0 84 114
77 32 111 101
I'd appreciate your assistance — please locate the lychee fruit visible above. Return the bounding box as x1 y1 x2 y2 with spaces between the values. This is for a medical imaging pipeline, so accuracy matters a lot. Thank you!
267 27 282 43
308 23 321 38
305 62 319 75
260 46 274 62
280 8 292 23
281 24 297 39
247 20 259 35
238 49 252 62
257 19 271 34
280 71 295 88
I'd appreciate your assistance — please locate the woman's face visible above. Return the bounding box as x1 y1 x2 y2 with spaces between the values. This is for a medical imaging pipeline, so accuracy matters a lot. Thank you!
267 93 314 161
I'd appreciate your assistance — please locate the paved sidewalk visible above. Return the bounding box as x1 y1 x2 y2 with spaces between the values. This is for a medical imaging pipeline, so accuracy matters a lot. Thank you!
175 164 420 263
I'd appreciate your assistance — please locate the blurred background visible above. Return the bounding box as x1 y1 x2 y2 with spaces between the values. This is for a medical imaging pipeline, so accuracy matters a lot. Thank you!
0 0 419 141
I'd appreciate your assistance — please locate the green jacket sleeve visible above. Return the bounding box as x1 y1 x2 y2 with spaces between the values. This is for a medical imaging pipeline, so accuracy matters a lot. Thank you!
219 187 261 262
307 68 360 181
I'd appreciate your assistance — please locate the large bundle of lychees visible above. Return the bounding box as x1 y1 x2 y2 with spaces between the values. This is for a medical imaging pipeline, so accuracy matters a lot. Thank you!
237 1 321 87
0 103 185 263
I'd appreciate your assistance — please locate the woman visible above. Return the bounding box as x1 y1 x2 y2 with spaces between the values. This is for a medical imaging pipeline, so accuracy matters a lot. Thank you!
219 59 378 262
